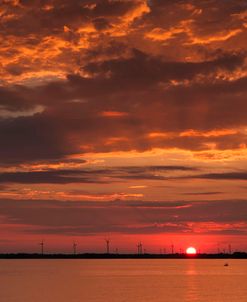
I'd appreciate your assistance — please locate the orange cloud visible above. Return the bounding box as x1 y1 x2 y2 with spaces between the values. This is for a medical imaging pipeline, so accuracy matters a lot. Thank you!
129 185 147 189
145 27 184 41
180 129 238 138
148 132 170 138
100 111 129 117
194 147 247 162
0 188 143 201
145 18 243 46
188 222 247 233
188 29 243 45
122 0 150 24
105 137 129 145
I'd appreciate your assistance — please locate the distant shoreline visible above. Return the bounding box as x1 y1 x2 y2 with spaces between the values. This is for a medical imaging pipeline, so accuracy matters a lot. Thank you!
0 252 246 259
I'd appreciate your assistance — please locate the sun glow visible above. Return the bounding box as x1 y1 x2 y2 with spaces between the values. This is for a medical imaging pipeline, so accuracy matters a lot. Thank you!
186 247 197 255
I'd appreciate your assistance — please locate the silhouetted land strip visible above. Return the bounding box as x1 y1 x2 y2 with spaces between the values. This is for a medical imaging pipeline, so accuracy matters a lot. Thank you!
0 252 247 259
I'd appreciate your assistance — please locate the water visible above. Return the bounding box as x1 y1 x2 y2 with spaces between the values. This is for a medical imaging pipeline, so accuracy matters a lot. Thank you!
0 259 246 302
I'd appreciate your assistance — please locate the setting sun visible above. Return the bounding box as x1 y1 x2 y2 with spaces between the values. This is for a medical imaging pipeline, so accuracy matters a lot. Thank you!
186 247 197 255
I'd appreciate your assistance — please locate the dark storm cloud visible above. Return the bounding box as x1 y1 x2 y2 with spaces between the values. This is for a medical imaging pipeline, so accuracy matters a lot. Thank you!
0 1 246 163
0 170 108 184
26 223 192 236
122 165 197 172
83 49 245 86
0 98 242 164
0 48 246 163
0 165 196 184
0 113 78 163
182 192 223 196
0 199 246 235
208 229 247 235
0 85 32 110
186 172 247 181
92 18 111 31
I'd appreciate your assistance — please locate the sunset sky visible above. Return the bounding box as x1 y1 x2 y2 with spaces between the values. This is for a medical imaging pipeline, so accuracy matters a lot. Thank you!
1 0 247 254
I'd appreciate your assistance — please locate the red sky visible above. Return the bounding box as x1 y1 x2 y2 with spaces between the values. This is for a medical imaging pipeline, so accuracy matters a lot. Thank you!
0 0 247 253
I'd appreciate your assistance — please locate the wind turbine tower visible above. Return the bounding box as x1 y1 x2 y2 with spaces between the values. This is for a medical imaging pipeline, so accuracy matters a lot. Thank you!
73 242 77 255
228 244 232 254
140 242 143 254
171 244 174 254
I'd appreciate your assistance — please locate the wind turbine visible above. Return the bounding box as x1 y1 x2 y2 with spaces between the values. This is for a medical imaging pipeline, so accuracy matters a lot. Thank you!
171 244 174 254
105 239 110 254
137 243 140 254
39 240 44 255
137 242 143 255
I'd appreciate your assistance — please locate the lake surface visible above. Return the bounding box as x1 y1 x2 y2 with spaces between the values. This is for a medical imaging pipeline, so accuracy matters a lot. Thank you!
0 259 246 302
